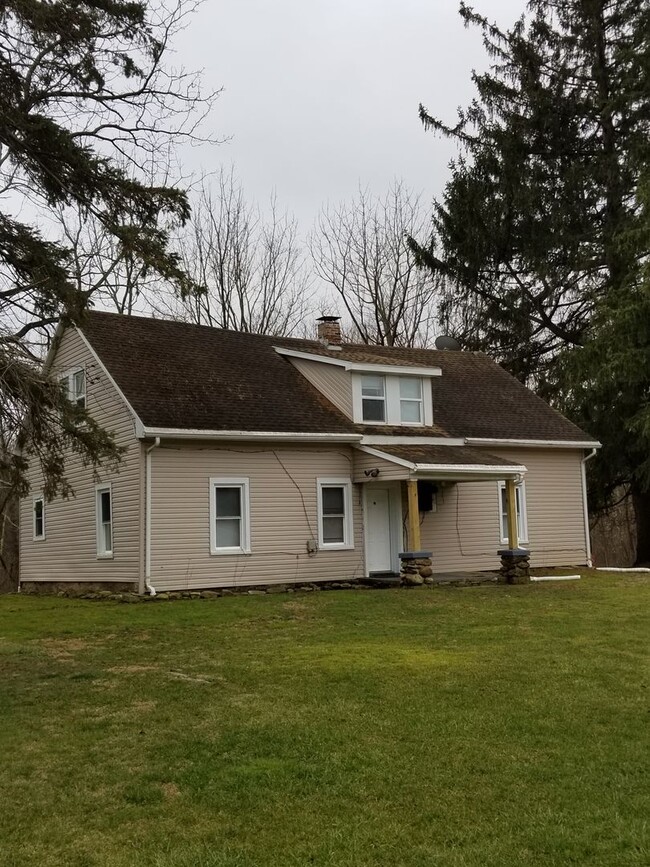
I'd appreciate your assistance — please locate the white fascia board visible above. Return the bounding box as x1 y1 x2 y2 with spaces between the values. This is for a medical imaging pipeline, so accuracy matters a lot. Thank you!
361 435 466 446
465 437 601 449
355 445 416 469
274 346 442 377
140 428 363 443
75 328 146 437
414 463 527 477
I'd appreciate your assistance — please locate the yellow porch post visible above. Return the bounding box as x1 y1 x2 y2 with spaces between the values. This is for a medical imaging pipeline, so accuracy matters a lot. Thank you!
505 478 519 549
406 479 421 551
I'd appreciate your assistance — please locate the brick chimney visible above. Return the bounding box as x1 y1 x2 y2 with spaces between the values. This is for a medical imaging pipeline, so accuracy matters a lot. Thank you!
316 315 342 345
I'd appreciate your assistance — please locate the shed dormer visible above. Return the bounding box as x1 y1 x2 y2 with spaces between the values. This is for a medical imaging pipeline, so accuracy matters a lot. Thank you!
273 345 441 427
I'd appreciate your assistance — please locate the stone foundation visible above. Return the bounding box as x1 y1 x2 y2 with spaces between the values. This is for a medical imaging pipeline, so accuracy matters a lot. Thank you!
399 551 434 586
20 581 139 597
18 580 363 600
498 549 531 584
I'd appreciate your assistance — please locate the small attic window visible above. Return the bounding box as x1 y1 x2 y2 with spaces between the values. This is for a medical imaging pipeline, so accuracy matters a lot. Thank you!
60 368 86 409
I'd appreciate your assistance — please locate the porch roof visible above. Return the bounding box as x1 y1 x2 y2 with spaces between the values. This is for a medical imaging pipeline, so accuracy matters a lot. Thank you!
357 444 526 481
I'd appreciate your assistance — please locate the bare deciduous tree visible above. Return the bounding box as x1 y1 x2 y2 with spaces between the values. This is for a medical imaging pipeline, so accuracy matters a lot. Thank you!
161 170 312 335
310 182 442 347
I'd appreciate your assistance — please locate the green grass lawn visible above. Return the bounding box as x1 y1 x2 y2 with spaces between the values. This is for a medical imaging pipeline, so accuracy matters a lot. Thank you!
1 573 648 867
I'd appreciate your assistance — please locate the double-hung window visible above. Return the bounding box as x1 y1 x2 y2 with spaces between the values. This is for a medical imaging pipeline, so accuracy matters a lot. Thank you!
60 369 86 409
361 375 386 422
358 374 429 425
96 484 113 557
210 478 251 554
317 478 353 549
33 496 45 541
498 481 528 545
399 377 422 423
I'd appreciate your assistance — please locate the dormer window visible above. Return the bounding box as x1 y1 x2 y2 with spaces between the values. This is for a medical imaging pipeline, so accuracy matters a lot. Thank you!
361 375 386 422
352 371 434 426
399 377 422 424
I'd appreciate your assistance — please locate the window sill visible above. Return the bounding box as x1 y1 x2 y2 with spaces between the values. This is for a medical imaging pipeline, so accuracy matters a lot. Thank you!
210 548 252 556
318 543 355 552
97 553 114 560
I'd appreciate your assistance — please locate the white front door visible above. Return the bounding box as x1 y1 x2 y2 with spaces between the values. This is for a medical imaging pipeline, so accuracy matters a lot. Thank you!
366 487 393 573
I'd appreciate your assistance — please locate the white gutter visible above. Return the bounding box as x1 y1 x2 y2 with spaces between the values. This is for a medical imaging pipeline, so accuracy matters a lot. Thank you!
414 463 526 475
465 437 601 449
361 436 466 446
138 428 362 443
144 437 160 595
581 447 597 567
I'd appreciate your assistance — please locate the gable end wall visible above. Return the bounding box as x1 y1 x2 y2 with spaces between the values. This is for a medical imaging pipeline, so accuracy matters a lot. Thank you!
19 328 143 586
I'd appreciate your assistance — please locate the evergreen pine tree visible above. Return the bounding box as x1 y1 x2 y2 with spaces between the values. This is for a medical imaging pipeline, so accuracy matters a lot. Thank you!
413 0 650 561
0 1 214 505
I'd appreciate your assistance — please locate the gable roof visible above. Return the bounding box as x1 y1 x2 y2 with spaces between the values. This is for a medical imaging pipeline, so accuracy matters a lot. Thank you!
78 311 596 444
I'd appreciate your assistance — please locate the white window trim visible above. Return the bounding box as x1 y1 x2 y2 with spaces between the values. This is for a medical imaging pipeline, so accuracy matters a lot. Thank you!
33 495 45 541
209 477 251 555
317 477 354 550
352 373 433 427
95 482 113 559
59 366 86 408
497 480 529 545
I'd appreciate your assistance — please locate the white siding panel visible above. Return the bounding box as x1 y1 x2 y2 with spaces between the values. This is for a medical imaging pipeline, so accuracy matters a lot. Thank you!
19 328 142 584
149 444 364 590
420 447 588 571
289 358 353 418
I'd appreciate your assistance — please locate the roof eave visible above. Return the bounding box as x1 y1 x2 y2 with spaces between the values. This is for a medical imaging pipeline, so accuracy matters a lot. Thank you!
465 437 601 449
274 346 442 376
139 428 363 443
413 463 527 480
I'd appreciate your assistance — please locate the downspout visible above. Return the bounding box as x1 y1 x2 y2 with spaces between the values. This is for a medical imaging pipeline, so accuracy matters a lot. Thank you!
145 437 160 595
581 448 597 567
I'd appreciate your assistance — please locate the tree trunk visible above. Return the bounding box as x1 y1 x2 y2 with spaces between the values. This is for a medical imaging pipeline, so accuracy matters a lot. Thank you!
632 488 650 566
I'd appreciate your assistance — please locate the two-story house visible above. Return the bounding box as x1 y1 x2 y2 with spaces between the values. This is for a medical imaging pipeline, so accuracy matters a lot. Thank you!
19 312 599 594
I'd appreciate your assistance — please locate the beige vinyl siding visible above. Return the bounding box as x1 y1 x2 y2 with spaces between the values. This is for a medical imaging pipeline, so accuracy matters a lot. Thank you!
289 358 353 418
149 443 364 590
19 328 142 585
420 447 588 571
352 448 409 483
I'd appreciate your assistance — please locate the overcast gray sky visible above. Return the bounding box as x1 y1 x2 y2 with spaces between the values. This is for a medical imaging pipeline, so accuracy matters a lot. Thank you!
176 0 525 229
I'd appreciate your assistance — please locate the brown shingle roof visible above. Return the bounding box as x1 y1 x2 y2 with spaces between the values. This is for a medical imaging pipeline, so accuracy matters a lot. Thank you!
79 311 596 443
273 336 595 442
80 312 352 434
